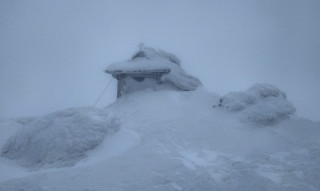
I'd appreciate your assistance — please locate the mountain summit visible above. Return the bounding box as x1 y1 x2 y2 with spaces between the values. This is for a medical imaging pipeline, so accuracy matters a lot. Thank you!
0 47 319 191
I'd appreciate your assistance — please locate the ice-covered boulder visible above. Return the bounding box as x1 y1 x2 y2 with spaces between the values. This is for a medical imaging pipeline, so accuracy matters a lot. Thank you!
1 107 120 169
247 83 287 99
218 91 256 111
218 84 296 124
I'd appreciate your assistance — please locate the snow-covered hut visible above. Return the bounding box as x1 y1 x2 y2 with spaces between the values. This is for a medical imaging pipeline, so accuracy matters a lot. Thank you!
106 45 201 98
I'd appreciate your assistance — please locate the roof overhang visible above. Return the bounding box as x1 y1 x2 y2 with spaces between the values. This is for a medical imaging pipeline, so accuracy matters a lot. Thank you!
105 69 170 80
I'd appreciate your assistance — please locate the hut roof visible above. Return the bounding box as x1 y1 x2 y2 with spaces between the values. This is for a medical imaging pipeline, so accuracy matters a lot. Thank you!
105 45 201 91
106 69 170 80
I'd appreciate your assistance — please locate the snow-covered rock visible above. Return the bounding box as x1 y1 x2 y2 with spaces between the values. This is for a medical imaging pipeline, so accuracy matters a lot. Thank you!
1 107 120 169
218 91 257 111
219 84 296 125
247 83 287 99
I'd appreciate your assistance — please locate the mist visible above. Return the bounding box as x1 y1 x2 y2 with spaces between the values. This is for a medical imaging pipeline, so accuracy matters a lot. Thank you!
1 0 319 121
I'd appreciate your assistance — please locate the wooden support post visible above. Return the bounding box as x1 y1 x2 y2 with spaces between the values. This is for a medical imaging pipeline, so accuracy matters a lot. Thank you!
117 78 123 98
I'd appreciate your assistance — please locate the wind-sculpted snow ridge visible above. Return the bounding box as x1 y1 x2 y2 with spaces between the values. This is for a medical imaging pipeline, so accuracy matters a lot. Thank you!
218 84 296 125
1 107 120 169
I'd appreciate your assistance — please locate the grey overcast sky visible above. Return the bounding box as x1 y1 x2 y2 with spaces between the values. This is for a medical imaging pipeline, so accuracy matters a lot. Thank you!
1 0 320 121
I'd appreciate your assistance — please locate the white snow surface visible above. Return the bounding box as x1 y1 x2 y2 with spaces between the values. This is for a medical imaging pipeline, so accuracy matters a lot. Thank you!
1 86 320 191
106 45 202 91
1 108 120 169
218 84 296 125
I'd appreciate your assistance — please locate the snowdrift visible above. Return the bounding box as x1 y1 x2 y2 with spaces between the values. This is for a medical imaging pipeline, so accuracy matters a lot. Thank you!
218 84 296 125
1 107 119 168
0 85 319 191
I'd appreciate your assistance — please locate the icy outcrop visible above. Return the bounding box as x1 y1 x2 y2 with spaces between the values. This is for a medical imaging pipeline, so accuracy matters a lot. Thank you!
1 107 120 168
219 84 296 124
106 45 201 91
218 91 257 112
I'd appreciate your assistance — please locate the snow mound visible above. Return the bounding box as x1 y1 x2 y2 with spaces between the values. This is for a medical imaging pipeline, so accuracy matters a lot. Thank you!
1 107 120 169
219 84 296 124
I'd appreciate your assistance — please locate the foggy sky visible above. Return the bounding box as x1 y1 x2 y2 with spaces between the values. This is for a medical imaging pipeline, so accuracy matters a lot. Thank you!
1 0 320 121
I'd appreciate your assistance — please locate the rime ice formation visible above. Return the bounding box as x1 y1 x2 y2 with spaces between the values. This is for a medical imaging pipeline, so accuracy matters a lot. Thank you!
1 107 119 168
0 52 319 191
218 84 296 124
0 87 319 191
106 45 202 94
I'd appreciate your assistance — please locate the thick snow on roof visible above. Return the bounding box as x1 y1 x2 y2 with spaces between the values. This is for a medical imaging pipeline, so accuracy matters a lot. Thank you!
106 45 201 91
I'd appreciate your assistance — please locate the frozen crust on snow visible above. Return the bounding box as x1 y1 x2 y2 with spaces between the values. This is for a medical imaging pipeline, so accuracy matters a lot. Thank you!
1 107 120 169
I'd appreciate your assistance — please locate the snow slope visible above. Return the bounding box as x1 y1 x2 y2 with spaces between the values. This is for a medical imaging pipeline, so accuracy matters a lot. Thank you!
0 86 320 191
